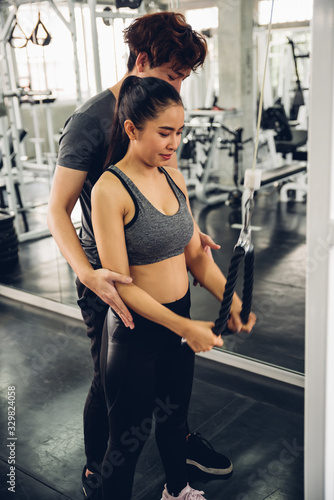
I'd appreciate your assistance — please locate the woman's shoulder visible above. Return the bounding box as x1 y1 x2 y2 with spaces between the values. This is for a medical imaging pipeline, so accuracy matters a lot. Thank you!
95 167 118 189
92 167 128 204
163 166 185 184
163 166 187 194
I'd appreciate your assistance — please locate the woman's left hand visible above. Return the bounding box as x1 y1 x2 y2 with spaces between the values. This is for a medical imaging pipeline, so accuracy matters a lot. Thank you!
193 231 221 286
199 231 220 256
228 301 257 333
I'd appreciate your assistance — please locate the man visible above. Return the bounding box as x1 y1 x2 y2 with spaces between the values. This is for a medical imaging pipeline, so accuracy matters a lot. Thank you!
47 11 233 499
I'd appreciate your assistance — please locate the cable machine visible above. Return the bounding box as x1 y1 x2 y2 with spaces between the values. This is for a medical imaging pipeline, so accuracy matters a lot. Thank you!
213 0 275 337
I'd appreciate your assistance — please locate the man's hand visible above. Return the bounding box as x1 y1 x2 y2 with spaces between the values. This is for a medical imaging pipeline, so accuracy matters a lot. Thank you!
88 268 134 329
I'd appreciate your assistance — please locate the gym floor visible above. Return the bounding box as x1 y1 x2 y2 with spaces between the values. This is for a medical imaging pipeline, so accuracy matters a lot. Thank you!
0 187 305 499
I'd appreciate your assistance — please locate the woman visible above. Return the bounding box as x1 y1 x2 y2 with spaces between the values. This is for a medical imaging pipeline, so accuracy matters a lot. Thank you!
92 76 256 500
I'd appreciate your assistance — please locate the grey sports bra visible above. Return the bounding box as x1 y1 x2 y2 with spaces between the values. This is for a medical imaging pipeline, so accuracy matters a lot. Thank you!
107 165 194 266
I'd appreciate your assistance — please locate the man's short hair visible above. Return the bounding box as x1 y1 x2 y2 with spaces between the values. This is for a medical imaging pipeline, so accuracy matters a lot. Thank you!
123 11 207 72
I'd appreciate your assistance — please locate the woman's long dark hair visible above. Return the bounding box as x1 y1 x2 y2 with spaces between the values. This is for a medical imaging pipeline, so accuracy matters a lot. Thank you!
104 76 183 170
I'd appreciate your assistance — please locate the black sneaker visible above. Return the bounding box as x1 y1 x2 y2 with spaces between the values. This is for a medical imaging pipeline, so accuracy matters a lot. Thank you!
186 433 233 481
82 466 103 500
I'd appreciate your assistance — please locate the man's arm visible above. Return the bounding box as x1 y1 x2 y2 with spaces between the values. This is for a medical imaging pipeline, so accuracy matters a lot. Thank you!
47 165 134 328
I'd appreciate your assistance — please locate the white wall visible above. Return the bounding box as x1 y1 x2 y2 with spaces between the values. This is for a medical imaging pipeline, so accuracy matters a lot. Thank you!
305 0 334 497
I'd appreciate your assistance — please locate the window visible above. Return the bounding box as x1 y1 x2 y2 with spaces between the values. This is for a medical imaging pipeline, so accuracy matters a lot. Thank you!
258 0 313 25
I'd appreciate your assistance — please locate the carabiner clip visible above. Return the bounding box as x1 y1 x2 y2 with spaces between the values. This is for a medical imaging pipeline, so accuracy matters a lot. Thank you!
236 192 254 253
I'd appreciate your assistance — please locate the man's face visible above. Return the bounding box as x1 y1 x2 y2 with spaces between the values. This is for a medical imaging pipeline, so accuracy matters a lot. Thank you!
139 60 191 93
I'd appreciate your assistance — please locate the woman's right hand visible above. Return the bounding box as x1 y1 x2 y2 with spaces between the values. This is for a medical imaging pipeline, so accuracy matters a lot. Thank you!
182 319 224 353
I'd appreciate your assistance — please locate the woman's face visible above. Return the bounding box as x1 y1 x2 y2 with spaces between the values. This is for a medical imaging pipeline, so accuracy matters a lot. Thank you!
131 104 184 168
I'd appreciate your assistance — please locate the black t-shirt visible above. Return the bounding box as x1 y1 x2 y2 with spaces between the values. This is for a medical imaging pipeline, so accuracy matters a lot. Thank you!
57 89 116 267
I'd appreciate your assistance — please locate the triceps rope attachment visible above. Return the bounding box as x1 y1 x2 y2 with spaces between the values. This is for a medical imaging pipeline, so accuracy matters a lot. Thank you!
212 192 255 336
211 0 273 336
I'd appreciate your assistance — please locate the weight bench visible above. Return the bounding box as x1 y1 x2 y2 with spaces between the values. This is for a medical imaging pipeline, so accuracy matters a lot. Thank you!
234 101 308 224
259 162 307 187
238 162 307 229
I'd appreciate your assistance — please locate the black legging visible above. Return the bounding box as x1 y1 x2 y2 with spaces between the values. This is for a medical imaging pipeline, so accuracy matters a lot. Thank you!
100 288 195 500
76 276 109 472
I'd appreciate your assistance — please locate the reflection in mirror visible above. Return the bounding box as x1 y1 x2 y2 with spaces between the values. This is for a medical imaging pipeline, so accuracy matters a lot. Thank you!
0 0 310 374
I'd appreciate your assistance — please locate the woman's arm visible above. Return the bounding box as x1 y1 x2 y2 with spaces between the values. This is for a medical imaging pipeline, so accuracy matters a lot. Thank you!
166 168 256 333
185 234 253 330
91 173 223 352
47 165 134 328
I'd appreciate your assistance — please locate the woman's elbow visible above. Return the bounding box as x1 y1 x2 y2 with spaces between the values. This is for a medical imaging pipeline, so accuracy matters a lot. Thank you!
46 203 55 232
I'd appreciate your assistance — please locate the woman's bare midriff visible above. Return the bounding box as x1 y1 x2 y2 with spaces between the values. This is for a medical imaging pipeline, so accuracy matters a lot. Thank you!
129 253 189 304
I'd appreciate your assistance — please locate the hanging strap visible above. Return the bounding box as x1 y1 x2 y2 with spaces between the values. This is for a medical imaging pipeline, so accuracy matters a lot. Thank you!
8 17 29 49
30 12 52 47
